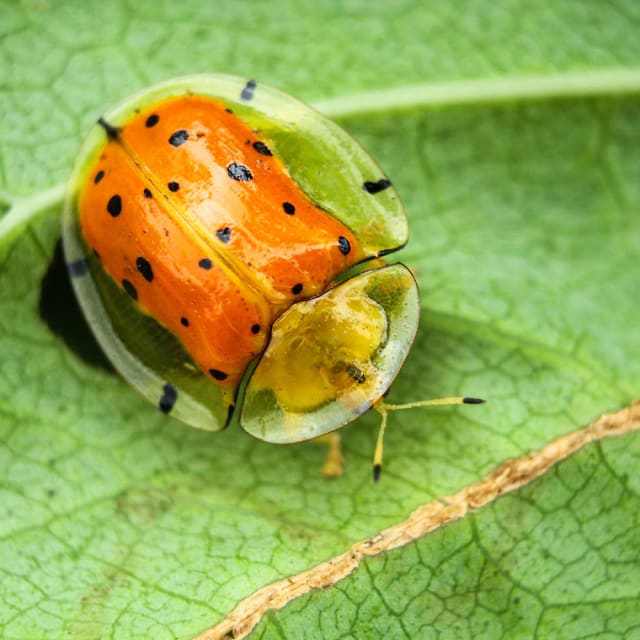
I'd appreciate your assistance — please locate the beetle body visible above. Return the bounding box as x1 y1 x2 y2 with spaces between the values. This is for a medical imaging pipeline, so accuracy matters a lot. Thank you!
63 74 419 443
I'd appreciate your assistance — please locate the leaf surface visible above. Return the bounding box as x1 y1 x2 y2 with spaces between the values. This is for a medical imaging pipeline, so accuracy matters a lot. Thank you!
1 1 639 639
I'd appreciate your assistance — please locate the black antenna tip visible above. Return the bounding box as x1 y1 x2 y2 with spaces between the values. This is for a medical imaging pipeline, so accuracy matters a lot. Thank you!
463 397 486 404
373 464 382 483
97 117 120 140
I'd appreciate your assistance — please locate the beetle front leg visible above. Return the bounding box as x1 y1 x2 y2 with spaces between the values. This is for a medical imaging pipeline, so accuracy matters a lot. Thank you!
315 433 344 478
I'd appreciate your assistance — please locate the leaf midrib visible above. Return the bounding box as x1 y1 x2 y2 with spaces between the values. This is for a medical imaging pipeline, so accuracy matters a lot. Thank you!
315 67 640 119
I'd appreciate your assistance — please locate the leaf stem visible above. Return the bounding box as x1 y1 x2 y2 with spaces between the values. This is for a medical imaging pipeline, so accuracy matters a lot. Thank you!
0 182 66 247
313 68 640 119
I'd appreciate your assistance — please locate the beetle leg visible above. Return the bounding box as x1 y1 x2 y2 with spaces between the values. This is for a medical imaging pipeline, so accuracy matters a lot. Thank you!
315 433 344 478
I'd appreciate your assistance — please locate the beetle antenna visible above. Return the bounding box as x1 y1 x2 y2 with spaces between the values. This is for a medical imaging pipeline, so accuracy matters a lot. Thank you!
372 396 486 482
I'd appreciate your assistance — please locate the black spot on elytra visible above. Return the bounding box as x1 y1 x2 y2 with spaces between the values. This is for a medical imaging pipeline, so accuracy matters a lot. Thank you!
252 141 272 156
251 323 261 334
94 170 105 184
363 178 392 194
283 202 295 215
158 383 177 414
216 227 231 243
338 236 351 255
169 129 189 147
199 258 213 270
143 188 152 198
136 257 154 282
168 181 180 192
180 316 190 327
122 279 138 300
292 283 303 295
241 79 257 101
107 194 122 217
209 369 228 381
146 114 159 128
227 162 253 181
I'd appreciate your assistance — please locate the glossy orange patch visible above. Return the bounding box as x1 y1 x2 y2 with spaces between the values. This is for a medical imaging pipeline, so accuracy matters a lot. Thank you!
78 95 363 386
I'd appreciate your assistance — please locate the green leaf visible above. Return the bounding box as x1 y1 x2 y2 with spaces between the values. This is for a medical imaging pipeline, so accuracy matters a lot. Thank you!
1 2 639 639
253 431 640 639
